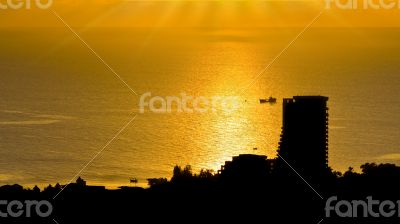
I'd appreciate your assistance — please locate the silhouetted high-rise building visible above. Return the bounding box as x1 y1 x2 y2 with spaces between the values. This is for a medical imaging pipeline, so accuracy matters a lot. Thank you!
277 96 329 179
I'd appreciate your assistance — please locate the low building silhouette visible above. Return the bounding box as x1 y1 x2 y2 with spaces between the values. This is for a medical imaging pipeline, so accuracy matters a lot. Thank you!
219 154 272 182
61 177 106 192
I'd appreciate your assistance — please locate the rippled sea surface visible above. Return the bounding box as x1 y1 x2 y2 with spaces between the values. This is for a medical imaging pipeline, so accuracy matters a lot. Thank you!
1 28 399 188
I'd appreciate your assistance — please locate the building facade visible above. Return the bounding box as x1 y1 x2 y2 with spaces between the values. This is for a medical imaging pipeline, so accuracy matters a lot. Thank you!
277 96 329 179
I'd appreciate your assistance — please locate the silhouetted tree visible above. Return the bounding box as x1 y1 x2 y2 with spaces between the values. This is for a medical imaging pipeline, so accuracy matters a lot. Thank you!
171 165 194 184
54 183 61 191
32 185 40 193
182 165 193 178
360 162 400 178
197 169 214 180
343 166 358 178
43 184 53 194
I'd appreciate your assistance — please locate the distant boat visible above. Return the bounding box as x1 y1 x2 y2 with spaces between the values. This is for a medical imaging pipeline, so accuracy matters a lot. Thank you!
260 97 277 104
130 178 138 184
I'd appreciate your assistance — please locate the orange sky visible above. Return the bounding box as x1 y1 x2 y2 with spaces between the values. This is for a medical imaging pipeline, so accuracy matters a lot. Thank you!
1 0 400 27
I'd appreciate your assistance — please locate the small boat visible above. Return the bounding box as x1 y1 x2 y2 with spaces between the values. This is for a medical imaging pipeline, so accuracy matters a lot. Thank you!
260 97 277 104
130 178 138 184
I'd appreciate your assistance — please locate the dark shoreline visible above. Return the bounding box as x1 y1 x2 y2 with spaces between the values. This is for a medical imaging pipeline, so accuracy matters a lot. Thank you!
1 161 400 224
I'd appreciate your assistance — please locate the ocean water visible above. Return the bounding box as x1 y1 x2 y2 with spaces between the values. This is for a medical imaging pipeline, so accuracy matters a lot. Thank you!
0 27 399 188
